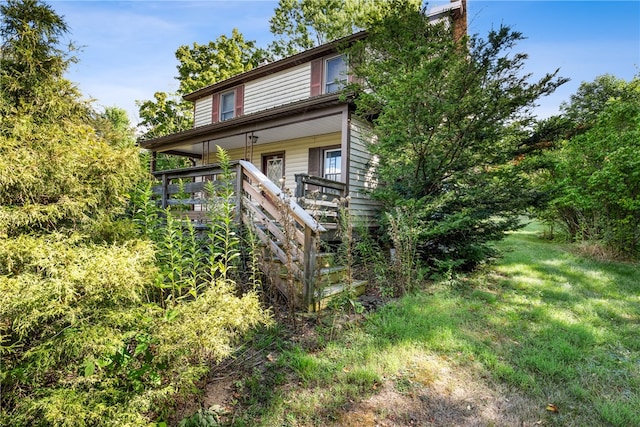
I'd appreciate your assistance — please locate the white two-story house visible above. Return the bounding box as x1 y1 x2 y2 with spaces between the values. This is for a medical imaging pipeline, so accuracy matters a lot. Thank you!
140 30 381 224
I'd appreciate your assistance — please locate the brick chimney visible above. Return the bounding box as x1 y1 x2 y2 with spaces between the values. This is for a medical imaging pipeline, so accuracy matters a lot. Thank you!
452 0 468 42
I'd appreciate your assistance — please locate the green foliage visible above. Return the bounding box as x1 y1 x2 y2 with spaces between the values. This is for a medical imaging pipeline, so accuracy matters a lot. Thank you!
92 106 137 149
0 234 157 425
178 407 223 427
175 28 266 95
561 73 630 126
346 2 567 271
0 0 75 109
0 3 270 422
227 223 640 426
385 206 420 294
0 232 271 425
0 0 145 238
155 210 201 304
205 147 241 283
1 148 271 424
268 0 419 57
0 114 144 237
536 75 640 257
136 91 194 139
130 146 255 305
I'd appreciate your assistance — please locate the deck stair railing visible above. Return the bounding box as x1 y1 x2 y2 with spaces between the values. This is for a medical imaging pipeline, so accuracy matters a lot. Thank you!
237 161 326 309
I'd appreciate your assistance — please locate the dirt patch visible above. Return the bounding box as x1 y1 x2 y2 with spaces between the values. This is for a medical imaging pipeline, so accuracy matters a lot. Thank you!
169 375 237 424
336 354 544 427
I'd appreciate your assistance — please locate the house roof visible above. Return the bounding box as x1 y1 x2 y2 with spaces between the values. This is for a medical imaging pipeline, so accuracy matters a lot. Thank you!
183 31 368 102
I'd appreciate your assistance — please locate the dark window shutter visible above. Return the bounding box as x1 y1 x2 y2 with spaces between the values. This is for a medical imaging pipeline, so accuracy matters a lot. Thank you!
308 147 322 177
211 93 219 123
235 85 244 117
310 59 323 97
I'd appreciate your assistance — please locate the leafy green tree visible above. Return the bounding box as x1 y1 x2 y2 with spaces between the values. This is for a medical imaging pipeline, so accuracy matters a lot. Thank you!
137 91 193 138
175 28 266 94
561 73 629 126
268 0 419 57
346 1 567 270
537 75 640 257
92 106 137 149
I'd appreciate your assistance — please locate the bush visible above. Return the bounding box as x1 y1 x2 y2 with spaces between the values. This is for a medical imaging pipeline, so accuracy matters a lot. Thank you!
0 232 271 425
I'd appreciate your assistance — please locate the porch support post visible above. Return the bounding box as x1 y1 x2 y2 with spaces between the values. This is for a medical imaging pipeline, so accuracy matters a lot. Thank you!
161 173 169 209
235 163 243 224
150 151 157 173
303 226 318 312
294 173 307 199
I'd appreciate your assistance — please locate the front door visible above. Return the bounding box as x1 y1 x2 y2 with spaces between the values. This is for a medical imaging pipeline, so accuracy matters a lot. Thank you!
263 152 285 188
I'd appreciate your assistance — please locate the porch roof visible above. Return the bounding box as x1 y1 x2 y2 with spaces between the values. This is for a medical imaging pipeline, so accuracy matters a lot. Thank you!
138 93 351 158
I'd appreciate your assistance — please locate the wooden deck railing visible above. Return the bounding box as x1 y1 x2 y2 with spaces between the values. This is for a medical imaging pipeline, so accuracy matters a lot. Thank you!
294 173 347 230
151 162 327 308
152 163 239 223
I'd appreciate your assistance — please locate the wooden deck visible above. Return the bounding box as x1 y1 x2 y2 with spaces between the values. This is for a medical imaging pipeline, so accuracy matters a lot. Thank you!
151 161 364 311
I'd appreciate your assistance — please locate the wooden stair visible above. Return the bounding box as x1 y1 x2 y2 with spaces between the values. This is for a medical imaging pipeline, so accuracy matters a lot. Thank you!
263 255 367 311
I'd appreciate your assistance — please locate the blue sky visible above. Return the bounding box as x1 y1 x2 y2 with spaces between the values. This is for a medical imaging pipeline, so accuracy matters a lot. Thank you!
50 0 640 124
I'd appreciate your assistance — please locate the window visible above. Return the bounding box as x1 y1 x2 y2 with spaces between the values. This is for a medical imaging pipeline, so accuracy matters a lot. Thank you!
263 153 285 186
220 91 235 121
323 148 342 181
325 55 347 93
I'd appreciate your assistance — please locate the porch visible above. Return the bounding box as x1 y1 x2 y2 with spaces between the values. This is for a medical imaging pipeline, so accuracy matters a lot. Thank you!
151 160 366 311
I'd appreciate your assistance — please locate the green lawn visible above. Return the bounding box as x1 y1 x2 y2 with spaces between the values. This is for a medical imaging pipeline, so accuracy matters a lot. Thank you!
210 221 640 426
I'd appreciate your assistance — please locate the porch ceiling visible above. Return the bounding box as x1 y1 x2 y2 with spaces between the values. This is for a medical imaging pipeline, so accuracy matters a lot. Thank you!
163 112 343 158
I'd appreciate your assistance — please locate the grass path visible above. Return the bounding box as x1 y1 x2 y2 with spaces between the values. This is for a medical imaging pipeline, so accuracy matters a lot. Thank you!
199 222 640 426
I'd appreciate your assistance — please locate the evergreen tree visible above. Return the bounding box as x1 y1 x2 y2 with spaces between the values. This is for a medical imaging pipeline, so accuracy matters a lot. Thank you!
346 1 567 269
0 0 142 237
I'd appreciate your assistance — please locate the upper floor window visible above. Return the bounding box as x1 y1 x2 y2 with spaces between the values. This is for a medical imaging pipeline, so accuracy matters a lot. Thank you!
325 55 347 94
220 91 235 121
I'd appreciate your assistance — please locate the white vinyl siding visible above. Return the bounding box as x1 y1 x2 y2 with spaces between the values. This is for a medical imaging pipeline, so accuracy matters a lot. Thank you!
194 95 213 127
244 63 311 115
206 133 340 191
347 116 381 223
